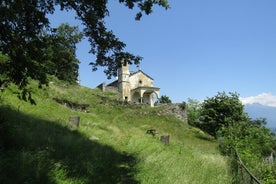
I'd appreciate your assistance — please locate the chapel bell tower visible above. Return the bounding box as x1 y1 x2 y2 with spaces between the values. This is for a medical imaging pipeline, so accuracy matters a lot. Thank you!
118 60 131 101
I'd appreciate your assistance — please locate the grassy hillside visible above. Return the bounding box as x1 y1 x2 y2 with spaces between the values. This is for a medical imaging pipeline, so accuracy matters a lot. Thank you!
0 79 232 184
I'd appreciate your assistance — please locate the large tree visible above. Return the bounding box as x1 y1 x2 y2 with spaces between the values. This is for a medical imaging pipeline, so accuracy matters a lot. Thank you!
199 92 247 138
45 23 83 83
0 0 169 88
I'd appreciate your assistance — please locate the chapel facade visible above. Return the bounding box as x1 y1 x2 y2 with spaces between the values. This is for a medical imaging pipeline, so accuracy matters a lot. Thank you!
97 60 160 107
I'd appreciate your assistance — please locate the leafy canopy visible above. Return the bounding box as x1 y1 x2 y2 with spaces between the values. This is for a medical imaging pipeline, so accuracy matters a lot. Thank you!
186 98 201 126
44 23 83 84
218 116 276 182
191 91 276 182
200 92 247 138
159 95 172 104
0 0 169 88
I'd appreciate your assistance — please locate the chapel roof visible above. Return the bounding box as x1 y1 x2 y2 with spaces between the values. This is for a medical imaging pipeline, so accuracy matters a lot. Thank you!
106 69 154 87
130 70 154 80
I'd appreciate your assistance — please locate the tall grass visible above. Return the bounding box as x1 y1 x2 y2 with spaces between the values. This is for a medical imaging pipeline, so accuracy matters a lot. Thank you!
0 80 232 183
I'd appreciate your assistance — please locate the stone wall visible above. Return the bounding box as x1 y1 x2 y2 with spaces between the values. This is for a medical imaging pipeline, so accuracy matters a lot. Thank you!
106 86 118 92
132 103 188 123
157 103 188 123
97 82 118 92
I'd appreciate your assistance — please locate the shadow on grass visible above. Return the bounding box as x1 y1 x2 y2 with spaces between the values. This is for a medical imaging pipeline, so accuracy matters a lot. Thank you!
195 134 215 142
0 105 139 184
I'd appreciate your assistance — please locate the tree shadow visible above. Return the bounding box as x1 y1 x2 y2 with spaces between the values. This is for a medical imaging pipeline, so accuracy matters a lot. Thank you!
0 105 139 184
195 134 215 142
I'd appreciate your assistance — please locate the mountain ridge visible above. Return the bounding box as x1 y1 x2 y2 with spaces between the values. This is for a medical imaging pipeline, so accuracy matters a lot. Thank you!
244 103 276 133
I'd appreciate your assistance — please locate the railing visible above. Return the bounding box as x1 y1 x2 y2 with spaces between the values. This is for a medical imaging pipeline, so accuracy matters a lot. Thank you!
232 148 262 184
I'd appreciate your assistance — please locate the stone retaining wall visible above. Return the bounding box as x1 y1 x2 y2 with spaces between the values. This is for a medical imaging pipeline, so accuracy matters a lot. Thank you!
157 103 188 123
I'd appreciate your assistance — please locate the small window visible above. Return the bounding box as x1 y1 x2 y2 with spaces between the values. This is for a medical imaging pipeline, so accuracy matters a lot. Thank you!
139 80 143 85
125 96 128 100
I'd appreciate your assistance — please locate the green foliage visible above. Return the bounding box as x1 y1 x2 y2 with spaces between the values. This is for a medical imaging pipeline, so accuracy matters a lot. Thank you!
218 117 276 183
0 52 9 86
219 119 276 155
0 0 169 89
0 80 232 183
200 92 247 138
0 1 51 88
159 95 172 104
44 23 83 83
197 91 276 182
179 101 186 110
186 98 202 126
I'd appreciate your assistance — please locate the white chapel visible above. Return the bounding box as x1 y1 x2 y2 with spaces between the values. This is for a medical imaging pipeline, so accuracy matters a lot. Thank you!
97 60 160 107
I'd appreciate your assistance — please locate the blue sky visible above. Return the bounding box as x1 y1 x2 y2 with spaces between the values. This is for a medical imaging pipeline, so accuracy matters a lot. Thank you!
48 0 276 105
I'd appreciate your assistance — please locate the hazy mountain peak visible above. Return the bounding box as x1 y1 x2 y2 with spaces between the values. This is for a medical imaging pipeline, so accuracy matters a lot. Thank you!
244 103 276 130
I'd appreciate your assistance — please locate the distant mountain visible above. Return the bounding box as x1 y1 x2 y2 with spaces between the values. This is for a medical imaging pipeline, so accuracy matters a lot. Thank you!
244 103 276 133
271 128 276 134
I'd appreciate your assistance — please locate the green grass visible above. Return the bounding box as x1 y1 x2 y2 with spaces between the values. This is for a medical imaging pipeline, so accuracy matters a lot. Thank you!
0 79 232 183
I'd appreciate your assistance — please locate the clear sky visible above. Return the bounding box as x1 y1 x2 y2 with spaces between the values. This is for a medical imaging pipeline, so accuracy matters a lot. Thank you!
48 0 276 105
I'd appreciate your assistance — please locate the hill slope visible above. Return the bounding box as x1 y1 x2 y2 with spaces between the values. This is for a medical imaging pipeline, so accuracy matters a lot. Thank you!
0 79 232 184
